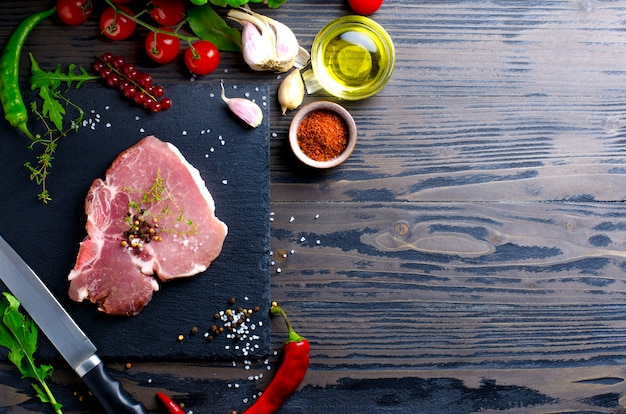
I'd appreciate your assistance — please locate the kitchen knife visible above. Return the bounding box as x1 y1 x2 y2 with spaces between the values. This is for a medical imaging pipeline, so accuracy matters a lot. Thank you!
0 235 146 414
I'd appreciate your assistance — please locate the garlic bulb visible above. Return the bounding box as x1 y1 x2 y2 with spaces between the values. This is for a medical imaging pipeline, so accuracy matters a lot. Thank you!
228 7 310 73
220 82 263 128
278 68 304 115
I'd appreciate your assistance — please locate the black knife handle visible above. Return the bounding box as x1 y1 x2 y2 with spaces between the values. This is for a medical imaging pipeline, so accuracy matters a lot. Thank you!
82 361 147 414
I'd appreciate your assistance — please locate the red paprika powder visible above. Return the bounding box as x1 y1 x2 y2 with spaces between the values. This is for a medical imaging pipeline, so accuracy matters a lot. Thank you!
296 109 349 161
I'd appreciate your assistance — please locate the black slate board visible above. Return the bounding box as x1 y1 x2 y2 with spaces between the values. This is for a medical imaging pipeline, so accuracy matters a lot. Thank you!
0 82 271 361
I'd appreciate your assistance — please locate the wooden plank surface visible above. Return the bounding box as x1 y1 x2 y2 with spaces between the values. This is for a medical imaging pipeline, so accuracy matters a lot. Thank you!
3 0 626 413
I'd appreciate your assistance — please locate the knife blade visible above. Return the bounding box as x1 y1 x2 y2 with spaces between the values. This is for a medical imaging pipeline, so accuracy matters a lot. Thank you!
0 235 146 414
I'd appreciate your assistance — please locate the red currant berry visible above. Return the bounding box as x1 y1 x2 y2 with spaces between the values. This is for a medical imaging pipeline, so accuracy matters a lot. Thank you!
123 85 137 98
112 56 124 69
160 97 172 109
150 101 162 112
99 68 112 78
92 60 104 73
101 52 114 63
152 85 164 98
106 74 120 87
134 92 147 105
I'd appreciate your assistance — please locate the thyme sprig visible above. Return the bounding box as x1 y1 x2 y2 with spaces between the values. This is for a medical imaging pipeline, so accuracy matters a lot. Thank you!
122 170 197 254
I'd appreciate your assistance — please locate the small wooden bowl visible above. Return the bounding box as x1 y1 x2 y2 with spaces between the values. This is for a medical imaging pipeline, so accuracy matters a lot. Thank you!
288 101 358 169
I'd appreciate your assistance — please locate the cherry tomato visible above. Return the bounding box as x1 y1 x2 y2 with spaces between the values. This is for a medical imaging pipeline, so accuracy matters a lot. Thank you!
100 5 136 41
348 0 384 15
145 28 180 64
56 0 92 25
184 40 220 75
149 0 186 26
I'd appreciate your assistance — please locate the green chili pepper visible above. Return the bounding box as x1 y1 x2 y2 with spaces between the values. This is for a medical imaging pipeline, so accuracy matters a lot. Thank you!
0 7 56 139
190 0 208 5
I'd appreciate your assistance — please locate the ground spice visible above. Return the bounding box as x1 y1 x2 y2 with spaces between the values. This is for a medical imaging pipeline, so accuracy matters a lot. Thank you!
297 109 349 161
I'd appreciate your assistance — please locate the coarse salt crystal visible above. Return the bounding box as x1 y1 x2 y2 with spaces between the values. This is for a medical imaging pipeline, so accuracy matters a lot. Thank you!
289 216 295 223
139 128 145 133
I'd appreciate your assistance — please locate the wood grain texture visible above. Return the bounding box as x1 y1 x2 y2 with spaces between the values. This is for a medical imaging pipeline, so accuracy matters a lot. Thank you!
3 0 626 413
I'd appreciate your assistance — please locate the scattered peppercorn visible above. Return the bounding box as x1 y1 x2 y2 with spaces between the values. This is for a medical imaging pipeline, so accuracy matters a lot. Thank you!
122 212 161 254
297 109 349 161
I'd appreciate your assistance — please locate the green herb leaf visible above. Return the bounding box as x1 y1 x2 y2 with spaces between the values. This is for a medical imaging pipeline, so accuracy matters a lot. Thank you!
267 0 289 7
0 292 62 413
187 4 242 52
37 86 66 133
29 54 98 91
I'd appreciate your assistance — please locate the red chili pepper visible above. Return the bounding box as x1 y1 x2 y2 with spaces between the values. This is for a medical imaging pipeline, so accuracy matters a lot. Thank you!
156 391 185 414
243 302 310 414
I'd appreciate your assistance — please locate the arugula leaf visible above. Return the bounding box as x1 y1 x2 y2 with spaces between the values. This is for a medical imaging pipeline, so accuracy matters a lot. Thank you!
0 292 63 414
187 4 243 52
30 59 98 91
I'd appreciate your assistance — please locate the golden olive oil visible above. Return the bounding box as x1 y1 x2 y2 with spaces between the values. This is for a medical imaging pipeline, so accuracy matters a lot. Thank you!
310 16 395 100
322 29 384 89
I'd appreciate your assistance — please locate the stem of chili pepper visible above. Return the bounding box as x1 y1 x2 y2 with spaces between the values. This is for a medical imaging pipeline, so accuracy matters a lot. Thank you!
0 6 56 140
155 392 185 414
242 302 310 414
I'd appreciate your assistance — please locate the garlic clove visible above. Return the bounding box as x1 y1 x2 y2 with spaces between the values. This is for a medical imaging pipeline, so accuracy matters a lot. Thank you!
239 21 275 71
294 46 311 70
228 9 276 71
265 17 300 72
278 68 304 115
220 82 263 128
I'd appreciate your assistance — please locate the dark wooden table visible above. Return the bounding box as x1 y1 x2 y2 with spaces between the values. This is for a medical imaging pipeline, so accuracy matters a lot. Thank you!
4 1 626 413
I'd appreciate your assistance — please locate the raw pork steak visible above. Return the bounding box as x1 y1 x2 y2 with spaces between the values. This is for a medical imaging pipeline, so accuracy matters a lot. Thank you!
68 136 228 316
